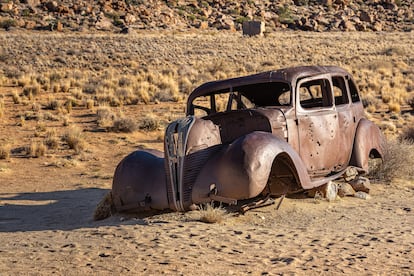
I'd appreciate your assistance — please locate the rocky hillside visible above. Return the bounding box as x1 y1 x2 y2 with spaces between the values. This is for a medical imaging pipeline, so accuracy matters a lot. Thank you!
0 0 413 32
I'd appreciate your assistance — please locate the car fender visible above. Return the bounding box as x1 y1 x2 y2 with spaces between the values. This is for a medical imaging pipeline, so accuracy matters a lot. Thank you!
191 131 312 203
111 149 169 211
350 118 385 172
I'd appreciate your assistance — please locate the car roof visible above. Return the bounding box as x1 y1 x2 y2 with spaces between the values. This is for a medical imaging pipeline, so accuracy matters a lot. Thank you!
187 65 350 106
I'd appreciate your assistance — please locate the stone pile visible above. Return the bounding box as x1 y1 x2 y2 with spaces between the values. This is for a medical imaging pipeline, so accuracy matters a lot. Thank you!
0 0 412 32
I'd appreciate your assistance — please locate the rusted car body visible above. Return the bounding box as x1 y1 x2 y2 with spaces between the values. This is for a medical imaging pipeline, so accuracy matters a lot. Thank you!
111 66 384 213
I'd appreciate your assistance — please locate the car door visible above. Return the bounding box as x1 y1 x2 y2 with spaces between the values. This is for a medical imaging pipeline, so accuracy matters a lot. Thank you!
332 75 357 170
295 74 341 177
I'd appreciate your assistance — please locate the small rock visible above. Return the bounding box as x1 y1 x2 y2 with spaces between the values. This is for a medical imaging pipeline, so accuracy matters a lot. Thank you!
120 26 135 34
354 191 371 200
341 19 356 31
343 167 358 181
196 21 209 30
308 181 338 201
337 182 355 197
95 16 113 30
349 177 370 193
56 20 63 32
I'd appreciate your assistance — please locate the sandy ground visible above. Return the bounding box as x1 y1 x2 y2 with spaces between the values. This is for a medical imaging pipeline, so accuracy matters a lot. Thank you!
1 153 413 275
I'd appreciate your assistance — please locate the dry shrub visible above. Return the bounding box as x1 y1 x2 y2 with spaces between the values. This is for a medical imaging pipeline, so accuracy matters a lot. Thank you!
408 97 414 110
71 88 83 100
379 121 397 133
22 84 40 97
0 98 4 118
44 129 59 149
12 91 21 104
62 115 70 126
23 110 41 121
135 81 152 104
94 191 114 221
52 84 60 93
361 93 379 108
198 203 227 224
96 106 115 128
399 127 414 143
112 117 137 133
366 104 376 113
85 99 95 109
35 121 47 132
388 102 401 113
179 76 194 95
60 81 70 92
17 76 31 87
118 76 132 87
63 126 85 153
45 97 61 110
0 144 10 159
115 87 137 105
155 74 180 102
368 139 414 181
43 111 60 121
28 141 47 158
138 114 160 131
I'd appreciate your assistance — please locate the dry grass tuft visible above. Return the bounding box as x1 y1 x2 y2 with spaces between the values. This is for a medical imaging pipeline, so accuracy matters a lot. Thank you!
0 144 10 159
0 98 4 118
387 102 400 113
22 84 41 97
399 127 414 143
408 97 414 110
44 129 59 149
368 139 414 181
198 203 227 224
138 114 160 131
93 191 114 221
11 91 21 104
112 117 137 133
45 97 61 110
63 126 85 154
96 106 116 128
28 141 47 158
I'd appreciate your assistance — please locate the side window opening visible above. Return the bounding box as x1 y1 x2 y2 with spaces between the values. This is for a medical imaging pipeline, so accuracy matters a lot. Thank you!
192 96 211 116
299 78 333 109
348 79 360 103
332 76 349 106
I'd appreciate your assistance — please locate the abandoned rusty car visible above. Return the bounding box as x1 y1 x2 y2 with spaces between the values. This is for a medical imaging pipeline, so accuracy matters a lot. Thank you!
110 65 385 213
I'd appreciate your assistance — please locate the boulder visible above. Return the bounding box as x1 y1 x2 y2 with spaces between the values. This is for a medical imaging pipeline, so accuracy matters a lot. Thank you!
360 10 374 23
124 13 137 24
45 1 58 12
0 2 14 13
341 19 356 31
242 21 265 36
373 21 383 31
95 16 113 31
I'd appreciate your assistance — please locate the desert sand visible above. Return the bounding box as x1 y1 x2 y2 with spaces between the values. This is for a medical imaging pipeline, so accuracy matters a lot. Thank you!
1 165 413 275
